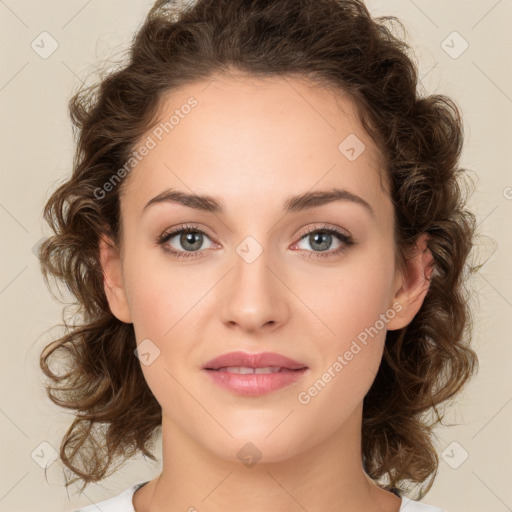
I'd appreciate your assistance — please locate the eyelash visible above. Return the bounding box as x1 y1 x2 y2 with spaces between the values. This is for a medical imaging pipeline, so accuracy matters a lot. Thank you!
156 223 355 260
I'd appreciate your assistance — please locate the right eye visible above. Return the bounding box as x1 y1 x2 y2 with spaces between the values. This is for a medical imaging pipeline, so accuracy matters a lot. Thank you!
157 224 217 259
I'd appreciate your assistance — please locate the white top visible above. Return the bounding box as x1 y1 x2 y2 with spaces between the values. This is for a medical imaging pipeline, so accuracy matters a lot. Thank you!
71 481 444 511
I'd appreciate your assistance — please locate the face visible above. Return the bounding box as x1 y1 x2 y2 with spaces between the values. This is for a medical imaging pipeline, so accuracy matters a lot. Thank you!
100 73 423 465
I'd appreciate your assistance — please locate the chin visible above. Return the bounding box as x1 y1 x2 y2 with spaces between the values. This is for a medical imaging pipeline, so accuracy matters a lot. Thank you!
198 426 309 466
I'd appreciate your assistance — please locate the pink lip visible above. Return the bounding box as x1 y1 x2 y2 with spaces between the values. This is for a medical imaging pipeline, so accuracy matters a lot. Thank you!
202 351 307 370
202 351 309 397
204 368 309 396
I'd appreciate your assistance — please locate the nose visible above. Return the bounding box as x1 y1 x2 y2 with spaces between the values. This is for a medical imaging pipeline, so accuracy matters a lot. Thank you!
219 242 289 334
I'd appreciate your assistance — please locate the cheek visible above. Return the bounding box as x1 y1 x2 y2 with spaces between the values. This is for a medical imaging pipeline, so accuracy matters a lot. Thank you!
294 260 395 428
123 251 208 381
296 243 396 396
302 244 395 343
123 247 190 336
123 259 194 410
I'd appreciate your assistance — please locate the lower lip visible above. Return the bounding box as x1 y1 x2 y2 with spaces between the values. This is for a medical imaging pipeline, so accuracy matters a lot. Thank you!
203 368 309 396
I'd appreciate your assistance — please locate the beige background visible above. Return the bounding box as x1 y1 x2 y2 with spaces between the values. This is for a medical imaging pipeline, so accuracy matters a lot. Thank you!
1 1 511 511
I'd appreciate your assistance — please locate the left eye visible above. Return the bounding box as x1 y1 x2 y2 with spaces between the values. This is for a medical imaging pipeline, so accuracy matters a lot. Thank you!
291 225 354 259
294 228 347 253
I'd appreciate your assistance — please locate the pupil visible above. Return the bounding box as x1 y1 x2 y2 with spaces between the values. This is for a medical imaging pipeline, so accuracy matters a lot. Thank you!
311 231 330 251
182 231 202 250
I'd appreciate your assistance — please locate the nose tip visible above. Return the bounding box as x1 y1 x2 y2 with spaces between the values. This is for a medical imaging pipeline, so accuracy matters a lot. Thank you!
219 253 287 333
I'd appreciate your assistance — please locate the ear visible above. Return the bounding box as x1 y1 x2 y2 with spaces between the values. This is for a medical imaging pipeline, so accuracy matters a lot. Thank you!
98 234 133 324
387 232 434 330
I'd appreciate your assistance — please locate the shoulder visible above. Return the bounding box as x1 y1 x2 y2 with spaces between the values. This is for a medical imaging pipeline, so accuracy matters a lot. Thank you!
69 481 149 512
400 496 444 511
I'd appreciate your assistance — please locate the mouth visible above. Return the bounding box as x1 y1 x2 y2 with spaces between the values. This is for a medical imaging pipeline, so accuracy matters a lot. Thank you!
203 366 309 396
202 350 308 372
201 351 309 396
207 366 306 374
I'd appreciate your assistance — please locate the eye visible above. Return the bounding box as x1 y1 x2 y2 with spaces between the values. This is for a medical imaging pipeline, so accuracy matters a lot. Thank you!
157 223 355 260
292 225 354 259
157 224 216 259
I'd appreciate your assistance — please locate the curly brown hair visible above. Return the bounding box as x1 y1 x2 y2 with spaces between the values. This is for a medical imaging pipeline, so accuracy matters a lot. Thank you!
38 0 479 500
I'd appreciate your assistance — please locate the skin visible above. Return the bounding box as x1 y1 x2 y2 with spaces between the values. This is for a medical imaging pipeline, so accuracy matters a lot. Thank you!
100 72 433 512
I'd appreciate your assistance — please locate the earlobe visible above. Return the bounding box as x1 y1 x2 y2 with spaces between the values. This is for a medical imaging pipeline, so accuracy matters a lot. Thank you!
98 234 133 324
387 233 434 331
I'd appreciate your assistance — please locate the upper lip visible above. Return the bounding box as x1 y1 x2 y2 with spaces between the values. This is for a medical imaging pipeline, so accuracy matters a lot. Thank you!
203 351 308 370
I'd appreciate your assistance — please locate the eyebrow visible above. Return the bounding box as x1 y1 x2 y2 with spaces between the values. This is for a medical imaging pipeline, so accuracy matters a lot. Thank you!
142 187 374 217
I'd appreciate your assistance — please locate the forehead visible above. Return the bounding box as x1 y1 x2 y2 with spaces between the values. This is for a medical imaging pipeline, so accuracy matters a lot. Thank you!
121 73 390 221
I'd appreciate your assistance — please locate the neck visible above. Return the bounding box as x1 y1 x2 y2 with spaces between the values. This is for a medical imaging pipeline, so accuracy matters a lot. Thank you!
133 403 401 512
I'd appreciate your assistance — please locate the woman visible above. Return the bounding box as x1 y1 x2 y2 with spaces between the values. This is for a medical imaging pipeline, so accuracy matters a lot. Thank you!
38 0 478 510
